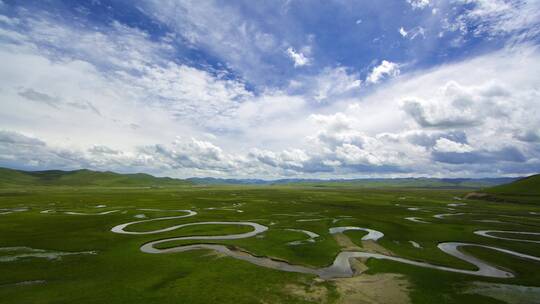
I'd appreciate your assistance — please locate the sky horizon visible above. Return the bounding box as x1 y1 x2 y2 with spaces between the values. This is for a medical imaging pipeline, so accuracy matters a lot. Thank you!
1 0 539 179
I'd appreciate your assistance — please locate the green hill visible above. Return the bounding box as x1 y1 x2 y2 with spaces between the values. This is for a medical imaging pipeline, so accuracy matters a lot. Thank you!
464 174 540 204
0 167 191 188
1 166 528 189
485 174 540 196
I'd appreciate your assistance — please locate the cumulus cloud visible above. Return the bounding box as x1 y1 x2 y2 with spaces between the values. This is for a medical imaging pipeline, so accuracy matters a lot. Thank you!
286 47 310 67
249 148 309 171
0 130 45 146
401 80 522 129
401 97 478 128
0 130 89 170
335 144 382 166
366 60 400 84
433 138 473 153
0 130 239 175
145 138 239 172
2 41 538 177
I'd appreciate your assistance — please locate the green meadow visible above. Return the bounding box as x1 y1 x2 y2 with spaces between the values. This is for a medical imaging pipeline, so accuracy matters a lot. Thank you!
0 170 539 303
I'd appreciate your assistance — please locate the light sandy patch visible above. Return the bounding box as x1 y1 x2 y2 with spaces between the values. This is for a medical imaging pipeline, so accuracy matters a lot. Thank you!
349 257 369 273
333 273 411 304
284 283 328 303
203 250 228 259
333 233 362 251
361 240 393 255
333 232 392 256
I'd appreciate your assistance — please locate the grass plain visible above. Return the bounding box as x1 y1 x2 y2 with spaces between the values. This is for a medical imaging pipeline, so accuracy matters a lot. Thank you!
0 173 539 303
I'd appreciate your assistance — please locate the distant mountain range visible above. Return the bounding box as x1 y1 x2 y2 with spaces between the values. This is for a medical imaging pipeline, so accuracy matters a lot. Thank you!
0 166 524 189
187 176 520 188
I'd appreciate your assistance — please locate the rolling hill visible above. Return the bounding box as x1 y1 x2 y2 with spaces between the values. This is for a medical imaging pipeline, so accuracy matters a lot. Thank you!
0 167 191 188
0 166 524 189
464 174 540 203
484 174 540 196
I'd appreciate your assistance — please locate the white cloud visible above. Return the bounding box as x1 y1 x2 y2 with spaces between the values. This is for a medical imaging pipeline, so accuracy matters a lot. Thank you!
286 47 310 67
399 27 408 37
407 0 430 10
335 144 382 166
0 14 19 26
1 7 539 178
0 10 257 144
399 26 425 40
310 67 361 102
410 27 426 39
287 67 361 103
5 42 537 177
136 0 287 85
119 63 253 122
433 138 473 153
366 60 400 84
443 0 540 42
401 81 480 128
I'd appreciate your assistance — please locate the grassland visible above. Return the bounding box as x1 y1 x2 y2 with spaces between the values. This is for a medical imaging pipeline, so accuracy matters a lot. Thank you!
0 172 539 303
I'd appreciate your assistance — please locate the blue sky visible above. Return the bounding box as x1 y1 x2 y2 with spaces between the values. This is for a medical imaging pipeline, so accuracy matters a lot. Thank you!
0 0 539 178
